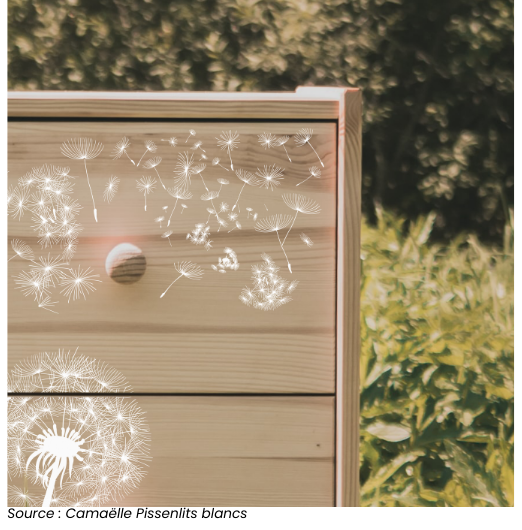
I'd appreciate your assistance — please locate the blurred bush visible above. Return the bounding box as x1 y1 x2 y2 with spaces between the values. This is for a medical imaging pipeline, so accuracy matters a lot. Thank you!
8 0 513 243
360 210 513 506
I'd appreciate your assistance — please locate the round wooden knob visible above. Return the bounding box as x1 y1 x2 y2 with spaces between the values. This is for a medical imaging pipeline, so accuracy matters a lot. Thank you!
105 243 147 284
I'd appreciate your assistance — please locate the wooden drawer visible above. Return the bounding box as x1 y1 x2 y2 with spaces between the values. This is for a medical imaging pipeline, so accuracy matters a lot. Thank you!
7 89 361 507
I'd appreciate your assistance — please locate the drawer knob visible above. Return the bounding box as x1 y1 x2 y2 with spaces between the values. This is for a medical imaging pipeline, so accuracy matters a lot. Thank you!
106 243 147 284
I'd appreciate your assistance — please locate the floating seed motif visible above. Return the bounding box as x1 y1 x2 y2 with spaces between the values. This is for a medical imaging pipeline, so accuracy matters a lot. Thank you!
294 128 324 167
103 176 120 203
212 248 239 273
160 261 204 298
216 130 240 170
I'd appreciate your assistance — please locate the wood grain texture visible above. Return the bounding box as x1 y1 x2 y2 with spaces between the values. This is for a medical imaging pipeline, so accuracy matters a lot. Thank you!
8 91 339 119
8 396 335 507
8 122 337 393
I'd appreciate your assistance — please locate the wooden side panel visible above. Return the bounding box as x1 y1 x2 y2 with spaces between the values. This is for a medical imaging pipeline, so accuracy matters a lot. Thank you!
8 397 335 507
8 121 337 393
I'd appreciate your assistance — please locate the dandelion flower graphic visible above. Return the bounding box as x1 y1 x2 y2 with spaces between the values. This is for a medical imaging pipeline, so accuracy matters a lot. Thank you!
212 248 239 273
136 140 157 167
155 216 165 228
103 176 120 203
232 169 261 212
111 137 135 165
212 157 229 172
14 269 50 301
9 186 30 220
228 212 238 222
220 202 229 213
161 137 178 147
297 166 322 187
161 230 173 247
166 187 193 226
172 151 196 193
61 240 78 264
255 164 285 191
136 176 156 211
191 141 206 154
59 266 101 303
186 224 212 250
240 253 298 311
142 156 166 190
9 239 35 263
294 128 324 167
274 135 292 162
300 233 314 247
8 350 150 507
185 129 196 143
61 138 104 222
258 132 277 150
216 130 240 170
254 214 294 273
282 193 321 247
160 261 204 298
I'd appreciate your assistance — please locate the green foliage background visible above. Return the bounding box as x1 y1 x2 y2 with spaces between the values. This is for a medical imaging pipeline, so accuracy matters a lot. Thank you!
8 0 514 242
8 0 514 506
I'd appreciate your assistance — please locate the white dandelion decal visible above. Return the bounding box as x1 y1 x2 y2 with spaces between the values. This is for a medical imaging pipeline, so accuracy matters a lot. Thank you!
300 233 314 247
8 350 150 507
258 132 277 150
154 216 165 229
185 129 196 143
246 207 253 218
136 140 157 167
186 223 212 251
161 137 178 147
8 239 35 263
255 164 285 191
181 204 188 214
160 261 204 298
166 187 192 226
111 137 135 165
37 296 59 314
240 253 298 311
191 141 206 154
274 135 292 162
297 166 322 187
172 151 196 193
103 176 120 203
211 248 239 274
192 163 209 191
212 157 229 171
228 221 241 233
59 266 101 303
254 214 294 273
142 156 166 189
294 128 324 167
217 178 229 194
8 186 30 220
282 193 321 248
216 130 240 170
61 138 104 222
136 176 156 211
161 230 173 247
232 169 261 212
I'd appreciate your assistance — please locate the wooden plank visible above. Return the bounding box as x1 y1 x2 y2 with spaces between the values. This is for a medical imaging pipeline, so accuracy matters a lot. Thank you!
297 87 362 506
8 91 339 120
8 396 335 507
8 121 337 393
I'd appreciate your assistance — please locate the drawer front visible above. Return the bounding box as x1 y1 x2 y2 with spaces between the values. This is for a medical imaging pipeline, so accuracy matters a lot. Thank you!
8 396 334 507
8 121 337 393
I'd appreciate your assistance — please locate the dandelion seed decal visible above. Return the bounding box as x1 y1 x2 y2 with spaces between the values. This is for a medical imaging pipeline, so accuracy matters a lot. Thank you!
255 164 285 191
9 186 30 220
136 176 156 211
294 128 324 167
254 214 294 273
61 138 103 222
300 233 314 247
192 163 208 191
232 169 261 212
217 178 229 194
191 141 206 154
240 253 298 311
258 132 277 150
212 157 229 171
228 221 242 233
212 248 239 273
160 261 204 298
246 207 253 218
297 166 322 187
111 137 135 165
61 240 77 264
216 130 240 170
166 187 192 226
172 151 196 193
8 239 35 263
186 224 212 250
181 204 188 214
14 270 50 301
282 193 321 248
154 216 165 228
103 176 120 203
37 296 59 314
161 137 178 147
185 129 196 143
142 156 166 190
161 230 173 247
59 266 101 303
8 350 151 507
136 140 157 167
274 136 292 162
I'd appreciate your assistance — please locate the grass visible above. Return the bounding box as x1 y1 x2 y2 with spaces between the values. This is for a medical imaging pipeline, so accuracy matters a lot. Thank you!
360 209 514 506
